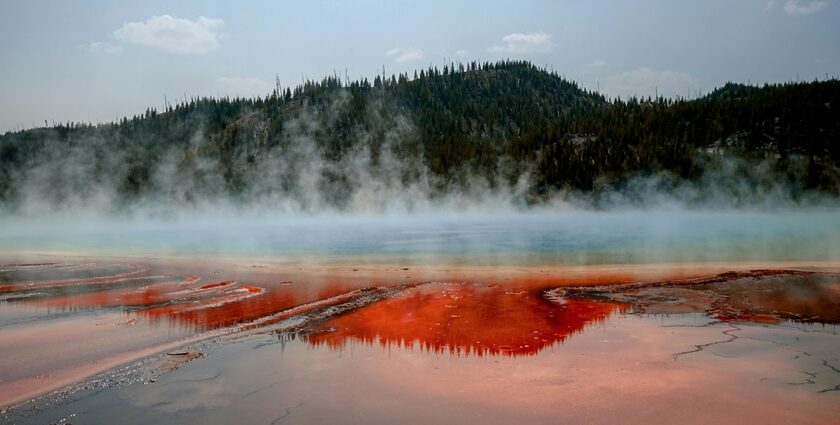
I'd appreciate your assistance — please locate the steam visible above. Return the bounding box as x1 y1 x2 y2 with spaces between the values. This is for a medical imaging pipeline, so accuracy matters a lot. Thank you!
4 93 837 220
1 84 838 267
2 100 839 263
4 93 538 218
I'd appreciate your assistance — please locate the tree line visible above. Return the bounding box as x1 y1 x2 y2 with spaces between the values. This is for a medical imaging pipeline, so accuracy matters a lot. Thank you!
0 60 837 210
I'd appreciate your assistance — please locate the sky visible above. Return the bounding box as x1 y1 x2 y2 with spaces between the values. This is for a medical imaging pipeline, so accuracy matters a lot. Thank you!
1 0 838 133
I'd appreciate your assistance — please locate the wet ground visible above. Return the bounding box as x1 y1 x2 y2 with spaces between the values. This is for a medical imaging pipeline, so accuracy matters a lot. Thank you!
0 254 839 424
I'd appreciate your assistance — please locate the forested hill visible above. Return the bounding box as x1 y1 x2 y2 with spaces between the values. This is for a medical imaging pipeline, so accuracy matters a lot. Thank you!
1 60 838 212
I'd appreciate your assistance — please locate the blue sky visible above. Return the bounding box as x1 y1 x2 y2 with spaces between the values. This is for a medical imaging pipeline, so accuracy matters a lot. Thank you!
1 0 838 132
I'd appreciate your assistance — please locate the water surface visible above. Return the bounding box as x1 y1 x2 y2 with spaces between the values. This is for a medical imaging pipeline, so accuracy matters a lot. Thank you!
1 210 840 423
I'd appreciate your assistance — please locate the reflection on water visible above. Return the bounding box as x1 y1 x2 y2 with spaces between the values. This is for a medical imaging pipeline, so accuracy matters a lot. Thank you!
0 262 357 331
2 257 840 423
306 283 626 356
0 259 643 333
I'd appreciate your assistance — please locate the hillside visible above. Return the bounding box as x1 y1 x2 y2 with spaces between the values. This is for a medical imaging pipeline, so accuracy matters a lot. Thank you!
1 60 838 212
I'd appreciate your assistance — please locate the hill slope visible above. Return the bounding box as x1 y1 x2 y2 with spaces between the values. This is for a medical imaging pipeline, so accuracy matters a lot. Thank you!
0 61 838 213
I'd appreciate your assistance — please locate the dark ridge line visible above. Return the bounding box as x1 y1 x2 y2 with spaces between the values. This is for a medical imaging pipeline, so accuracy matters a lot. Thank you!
557 269 819 296
822 359 840 374
269 401 304 425
817 359 840 393
671 323 741 361
789 371 817 386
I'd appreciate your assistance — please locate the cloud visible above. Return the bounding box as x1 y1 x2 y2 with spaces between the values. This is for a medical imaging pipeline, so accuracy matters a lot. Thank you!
386 47 426 64
216 77 271 97
113 15 225 55
488 32 553 54
581 59 607 73
600 67 700 99
454 50 469 58
83 41 122 54
576 60 608 81
783 0 830 15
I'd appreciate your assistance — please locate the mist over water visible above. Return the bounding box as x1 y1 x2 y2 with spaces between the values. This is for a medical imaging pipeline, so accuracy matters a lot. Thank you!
2 75 838 266
3 209 839 265
3 76 838 219
4 120 839 266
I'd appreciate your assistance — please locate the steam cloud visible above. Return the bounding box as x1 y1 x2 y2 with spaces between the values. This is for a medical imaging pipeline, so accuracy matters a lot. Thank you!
2 89 838 221
1 91 838 266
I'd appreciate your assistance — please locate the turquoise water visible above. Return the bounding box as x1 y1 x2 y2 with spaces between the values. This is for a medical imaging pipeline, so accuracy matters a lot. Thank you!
2 210 839 265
